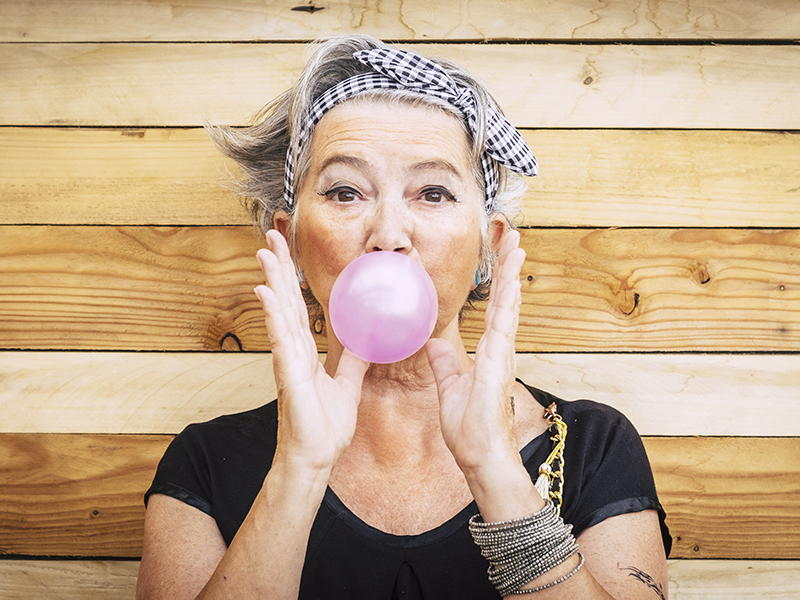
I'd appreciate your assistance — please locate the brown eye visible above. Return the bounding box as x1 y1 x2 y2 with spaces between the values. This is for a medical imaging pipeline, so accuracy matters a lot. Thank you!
421 187 456 204
423 189 444 203
335 189 357 202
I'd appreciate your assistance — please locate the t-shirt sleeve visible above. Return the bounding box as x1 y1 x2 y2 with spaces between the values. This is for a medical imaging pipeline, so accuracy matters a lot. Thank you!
554 400 671 556
142 405 278 546
144 423 216 516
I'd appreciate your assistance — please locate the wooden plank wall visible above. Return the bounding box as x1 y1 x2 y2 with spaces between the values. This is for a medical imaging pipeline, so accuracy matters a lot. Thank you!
1 1 799 598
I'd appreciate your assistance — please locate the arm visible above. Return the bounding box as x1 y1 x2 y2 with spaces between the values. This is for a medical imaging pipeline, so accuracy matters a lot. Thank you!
426 230 668 599
137 230 369 600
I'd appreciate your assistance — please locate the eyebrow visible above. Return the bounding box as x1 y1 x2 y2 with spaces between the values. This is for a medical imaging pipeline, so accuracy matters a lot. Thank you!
316 155 463 180
408 159 463 179
316 154 370 175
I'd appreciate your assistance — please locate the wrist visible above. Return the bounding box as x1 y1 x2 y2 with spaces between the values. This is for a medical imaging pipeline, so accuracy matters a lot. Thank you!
270 448 334 490
463 457 545 523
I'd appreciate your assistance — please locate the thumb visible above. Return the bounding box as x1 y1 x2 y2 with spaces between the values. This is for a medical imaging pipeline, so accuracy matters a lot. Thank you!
424 338 462 394
334 348 370 398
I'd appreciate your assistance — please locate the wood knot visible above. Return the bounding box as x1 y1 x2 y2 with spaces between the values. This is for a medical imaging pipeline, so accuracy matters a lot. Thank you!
583 76 593 85
692 263 711 286
291 4 325 13
220 332 242 351
615 289 640 316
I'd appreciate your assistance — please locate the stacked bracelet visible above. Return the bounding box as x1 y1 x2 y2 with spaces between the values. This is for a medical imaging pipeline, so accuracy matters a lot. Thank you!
468 501 579 596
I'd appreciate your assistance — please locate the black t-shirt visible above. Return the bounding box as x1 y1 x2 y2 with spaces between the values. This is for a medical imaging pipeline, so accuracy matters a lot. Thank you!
145 383 671 599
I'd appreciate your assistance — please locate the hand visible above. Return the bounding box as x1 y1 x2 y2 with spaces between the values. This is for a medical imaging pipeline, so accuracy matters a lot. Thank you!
254 230 370 474
426 229 526 477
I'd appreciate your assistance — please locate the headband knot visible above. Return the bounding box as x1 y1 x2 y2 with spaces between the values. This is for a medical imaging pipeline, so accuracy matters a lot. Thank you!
284 47 537 212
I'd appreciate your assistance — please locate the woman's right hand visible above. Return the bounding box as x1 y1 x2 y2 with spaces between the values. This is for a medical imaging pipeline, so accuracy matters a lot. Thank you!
254 230 370 474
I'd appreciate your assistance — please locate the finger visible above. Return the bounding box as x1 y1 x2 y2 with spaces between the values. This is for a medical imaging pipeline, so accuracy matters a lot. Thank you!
425 337 463 395
256 242 311 343
483 230 521 326
264 230 309 326
334 348 370 400
254 284 302 354
475 245 525 383
483 246 525 339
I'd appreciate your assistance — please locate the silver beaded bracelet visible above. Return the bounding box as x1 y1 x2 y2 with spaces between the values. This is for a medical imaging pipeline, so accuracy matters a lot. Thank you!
468 501 579 596
509 551 585 595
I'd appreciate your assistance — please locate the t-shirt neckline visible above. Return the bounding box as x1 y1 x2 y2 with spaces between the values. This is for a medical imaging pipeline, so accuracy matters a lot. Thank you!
321 424 552 548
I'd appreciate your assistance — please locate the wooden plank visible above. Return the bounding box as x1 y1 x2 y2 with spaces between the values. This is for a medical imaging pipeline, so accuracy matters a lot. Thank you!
2 351 799 437
0 560 797 600
3 127 799 228
522 129 800 228
0 225 267 352
0 434 170 557
667 560 800 599
2 44 800 128
0 128 248 226
1 226 797 352
515 228 800 352
0 434 797 558
645 437 800 560
2 0 799 42
0 560 139 600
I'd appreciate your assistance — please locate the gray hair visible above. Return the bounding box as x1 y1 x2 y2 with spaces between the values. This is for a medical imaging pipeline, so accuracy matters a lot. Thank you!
207 34 526 313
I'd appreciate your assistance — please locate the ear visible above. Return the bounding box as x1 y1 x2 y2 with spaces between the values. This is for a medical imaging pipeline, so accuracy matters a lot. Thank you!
487 214 509 253
272 209 292 241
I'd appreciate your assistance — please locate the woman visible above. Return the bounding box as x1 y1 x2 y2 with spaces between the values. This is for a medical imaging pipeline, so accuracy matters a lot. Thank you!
137 35 670 600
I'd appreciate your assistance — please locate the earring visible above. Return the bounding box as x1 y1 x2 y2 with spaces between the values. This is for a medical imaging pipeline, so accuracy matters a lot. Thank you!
474 270 482 287
297 270 305 286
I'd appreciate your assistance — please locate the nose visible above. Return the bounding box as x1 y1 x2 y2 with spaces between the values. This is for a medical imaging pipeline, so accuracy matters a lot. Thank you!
365 198 412 253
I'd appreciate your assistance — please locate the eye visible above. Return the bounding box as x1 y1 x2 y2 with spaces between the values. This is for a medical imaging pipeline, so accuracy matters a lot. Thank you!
320 186 360 202
421 187 457 204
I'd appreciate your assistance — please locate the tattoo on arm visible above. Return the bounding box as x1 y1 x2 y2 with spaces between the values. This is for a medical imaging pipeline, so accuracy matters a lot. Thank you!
622 566 665 600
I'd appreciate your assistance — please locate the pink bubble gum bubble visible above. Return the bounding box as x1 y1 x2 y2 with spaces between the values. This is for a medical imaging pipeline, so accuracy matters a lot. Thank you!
329 252 438 364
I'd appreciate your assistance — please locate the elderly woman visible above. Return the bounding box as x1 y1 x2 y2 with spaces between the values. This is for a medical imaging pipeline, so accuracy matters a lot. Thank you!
137 35 670 600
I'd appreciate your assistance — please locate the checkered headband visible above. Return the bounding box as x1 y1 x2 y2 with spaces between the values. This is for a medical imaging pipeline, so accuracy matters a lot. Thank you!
284 47 538 212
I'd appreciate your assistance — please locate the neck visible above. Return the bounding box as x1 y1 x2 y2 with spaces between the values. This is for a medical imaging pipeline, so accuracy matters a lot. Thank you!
324 318 471 455
323 316 471 396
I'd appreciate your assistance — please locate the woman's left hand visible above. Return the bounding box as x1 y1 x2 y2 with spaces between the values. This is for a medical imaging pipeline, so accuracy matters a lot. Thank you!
426 229 543 520
426 229 523 469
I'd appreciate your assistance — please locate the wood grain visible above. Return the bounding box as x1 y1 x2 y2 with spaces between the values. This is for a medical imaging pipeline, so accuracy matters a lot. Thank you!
3 127 799 228
667 560 800 599
1 434 797 558
645 437 800 560
1 559 798 600
3 44 800 128
0 434 170 557
0 127 247 226
2 351 799 436
1 226 797 352
2 0 799 42
0 226 266 351
515 228 800 352
0 560 139 600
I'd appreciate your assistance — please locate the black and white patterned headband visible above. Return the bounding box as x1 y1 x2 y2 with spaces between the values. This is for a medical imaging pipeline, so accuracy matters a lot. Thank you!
284 47 538 212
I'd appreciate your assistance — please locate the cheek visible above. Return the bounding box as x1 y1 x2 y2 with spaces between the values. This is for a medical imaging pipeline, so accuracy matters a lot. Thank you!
426 226 483 297
292 218 357 306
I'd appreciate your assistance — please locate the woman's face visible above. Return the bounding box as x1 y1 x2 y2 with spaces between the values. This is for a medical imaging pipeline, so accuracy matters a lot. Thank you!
279 100 504 339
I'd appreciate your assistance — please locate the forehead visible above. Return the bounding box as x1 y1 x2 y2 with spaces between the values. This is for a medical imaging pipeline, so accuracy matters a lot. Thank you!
307 99 475 170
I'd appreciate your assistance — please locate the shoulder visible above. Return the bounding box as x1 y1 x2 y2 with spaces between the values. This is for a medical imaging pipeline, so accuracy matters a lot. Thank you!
147 401 280 544
152 400 279 499
175 400 279 449
520 381 640 442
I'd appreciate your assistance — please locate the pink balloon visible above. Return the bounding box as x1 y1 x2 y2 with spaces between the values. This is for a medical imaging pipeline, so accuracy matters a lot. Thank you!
329 252 438 364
